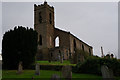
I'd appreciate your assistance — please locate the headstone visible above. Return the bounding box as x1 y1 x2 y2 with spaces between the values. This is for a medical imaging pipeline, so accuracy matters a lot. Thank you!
60 54 63 63
59 51 63 63
101 65 114 80
51 74 60 80
35 63 40 75
17 61 23 74
61 65 72 80
58 55 60 60
60 57 63 63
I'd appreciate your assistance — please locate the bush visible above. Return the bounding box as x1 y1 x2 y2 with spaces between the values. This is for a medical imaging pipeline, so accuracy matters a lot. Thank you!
77 56 101 75
73 56 120 76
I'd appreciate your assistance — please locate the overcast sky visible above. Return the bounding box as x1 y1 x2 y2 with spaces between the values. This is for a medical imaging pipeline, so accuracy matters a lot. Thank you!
1 2 118 58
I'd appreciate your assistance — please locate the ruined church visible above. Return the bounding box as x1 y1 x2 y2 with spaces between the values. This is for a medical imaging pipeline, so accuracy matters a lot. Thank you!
34 2 93 61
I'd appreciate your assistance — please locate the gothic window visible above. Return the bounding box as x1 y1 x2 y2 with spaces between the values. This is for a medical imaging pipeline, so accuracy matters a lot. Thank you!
82 44 84 51
49 13 52 24
39 12 42 23
89 48 91 55
39 35 42 45
73 39 76 53
55 36 59 47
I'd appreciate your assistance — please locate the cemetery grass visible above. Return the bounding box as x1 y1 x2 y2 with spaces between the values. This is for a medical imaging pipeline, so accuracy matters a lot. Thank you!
36 60 76 66
2 70 102 79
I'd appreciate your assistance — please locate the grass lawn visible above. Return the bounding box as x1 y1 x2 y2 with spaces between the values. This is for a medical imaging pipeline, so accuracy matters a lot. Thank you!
2 70 102 79
36 60 76 66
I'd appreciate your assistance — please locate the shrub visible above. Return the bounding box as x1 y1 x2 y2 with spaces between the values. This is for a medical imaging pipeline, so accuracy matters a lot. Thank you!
72 49 90 64
73 56 120 76
78 56 101 75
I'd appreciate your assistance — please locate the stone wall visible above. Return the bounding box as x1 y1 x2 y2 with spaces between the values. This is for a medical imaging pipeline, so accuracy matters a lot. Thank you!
69 33 93 56
54 28 93 60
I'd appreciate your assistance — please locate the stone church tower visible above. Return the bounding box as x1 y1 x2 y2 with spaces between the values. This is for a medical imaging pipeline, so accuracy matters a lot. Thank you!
34 2 55 60
34 1 54 49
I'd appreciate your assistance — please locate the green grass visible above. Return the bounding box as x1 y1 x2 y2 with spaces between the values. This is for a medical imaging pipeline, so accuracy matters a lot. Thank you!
2 70 60 78
2 70 102 79
72 73 102 78
36 60 76 66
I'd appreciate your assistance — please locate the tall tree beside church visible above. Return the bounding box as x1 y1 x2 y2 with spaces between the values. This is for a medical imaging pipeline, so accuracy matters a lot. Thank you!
2 26 38 69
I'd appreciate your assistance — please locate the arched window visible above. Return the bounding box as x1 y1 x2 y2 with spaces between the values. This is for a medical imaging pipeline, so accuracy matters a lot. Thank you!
49 13 52 24
39 12 42 23
55 36 59 47
39 35 42 45
73 39 76 53
89 48 91 55
82 44 84 51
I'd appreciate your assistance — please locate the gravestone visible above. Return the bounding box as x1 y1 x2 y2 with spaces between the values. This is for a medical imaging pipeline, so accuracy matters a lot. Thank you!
17 61 23 74
61 65 72 80
60 54 63 63
35 63 40 75
101 65 114 80
51 74 60 80
60 56 63 63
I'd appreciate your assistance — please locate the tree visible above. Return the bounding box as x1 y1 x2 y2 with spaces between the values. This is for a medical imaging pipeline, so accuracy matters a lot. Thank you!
2 26 38 69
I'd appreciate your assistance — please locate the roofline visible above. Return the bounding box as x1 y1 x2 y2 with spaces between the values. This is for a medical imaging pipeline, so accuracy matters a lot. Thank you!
69 33 93 48
55 27 93 48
